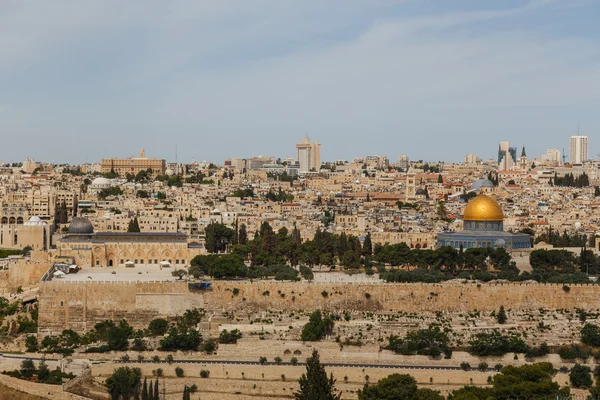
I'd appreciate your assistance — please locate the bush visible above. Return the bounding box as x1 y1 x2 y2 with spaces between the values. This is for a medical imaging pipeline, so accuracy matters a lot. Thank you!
558 345 591 361
460 362 471 371
166 354 174 364
259 357 267 364
274 356 282 364
148 318 169 336
478 362 488 371
468 330 529 356
175 367 184 377
581 323 600 347
200 369 210 378
219 329 242 344
385 325 451 357
290 357 298 365
155 368 163 377
570 364 593 388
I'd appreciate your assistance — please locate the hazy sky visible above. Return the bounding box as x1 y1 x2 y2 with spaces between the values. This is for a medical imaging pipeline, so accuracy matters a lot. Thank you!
1 0 600 164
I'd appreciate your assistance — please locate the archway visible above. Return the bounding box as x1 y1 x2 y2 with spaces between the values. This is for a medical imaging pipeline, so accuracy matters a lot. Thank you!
8 217 15 224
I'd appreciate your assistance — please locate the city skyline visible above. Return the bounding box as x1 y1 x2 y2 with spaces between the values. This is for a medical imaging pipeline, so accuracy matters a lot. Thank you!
1 0 600 163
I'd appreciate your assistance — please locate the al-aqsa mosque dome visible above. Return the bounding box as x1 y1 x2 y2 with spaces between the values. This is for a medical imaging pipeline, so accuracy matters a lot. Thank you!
437 194 530 250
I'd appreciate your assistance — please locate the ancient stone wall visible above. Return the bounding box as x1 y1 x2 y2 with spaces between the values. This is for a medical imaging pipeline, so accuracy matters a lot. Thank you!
38 280 600 335
204 281 600 313
37 281 203 337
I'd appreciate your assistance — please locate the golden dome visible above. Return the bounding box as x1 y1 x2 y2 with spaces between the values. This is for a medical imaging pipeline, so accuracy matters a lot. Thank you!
463 194 504 221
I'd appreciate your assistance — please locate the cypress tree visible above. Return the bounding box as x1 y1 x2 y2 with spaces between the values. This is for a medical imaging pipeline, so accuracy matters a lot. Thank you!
294 350 341 400
154 379 159 400
142 378 148 400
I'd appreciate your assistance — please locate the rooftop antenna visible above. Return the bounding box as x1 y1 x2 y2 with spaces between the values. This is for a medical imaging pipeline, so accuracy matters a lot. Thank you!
562 147 567 165
175 144 178 165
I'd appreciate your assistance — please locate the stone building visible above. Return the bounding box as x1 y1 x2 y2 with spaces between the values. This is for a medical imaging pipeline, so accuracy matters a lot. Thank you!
56 217 199 267
101 149 166 178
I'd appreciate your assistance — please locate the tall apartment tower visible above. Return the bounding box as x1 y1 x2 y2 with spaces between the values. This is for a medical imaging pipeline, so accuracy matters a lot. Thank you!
570 135 588 165
296 137 321 173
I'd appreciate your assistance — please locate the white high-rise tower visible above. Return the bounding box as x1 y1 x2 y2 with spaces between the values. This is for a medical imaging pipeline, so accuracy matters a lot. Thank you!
570 135 588 165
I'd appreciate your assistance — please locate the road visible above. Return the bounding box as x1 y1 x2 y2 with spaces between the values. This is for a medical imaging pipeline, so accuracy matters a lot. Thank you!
1 354 571 373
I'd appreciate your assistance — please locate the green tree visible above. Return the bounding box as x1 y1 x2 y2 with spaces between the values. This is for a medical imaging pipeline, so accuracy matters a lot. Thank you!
148 319 169 336
171 269 188 280
570 364 593 388
497 306 507 324
238 224 248 245
205 223 235 253
294 350 341 400
153 379 159 400
127 217 141 233
301 310 335 341
141 378 148 400
105 367 141 400
581 323 600 347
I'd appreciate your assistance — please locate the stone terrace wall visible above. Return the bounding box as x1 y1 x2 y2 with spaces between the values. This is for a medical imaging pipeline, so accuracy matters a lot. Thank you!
204 281 600 313
38 281 203 337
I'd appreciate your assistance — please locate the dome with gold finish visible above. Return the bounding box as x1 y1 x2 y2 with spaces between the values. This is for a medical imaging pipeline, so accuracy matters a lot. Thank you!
463 194 503 221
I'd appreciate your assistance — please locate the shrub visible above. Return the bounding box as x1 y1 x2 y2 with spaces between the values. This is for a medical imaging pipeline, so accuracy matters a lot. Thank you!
570 364 593 389
301 310 335 341
166 354 174 364
175 367 184 377
232 288 240 296
259 357 267 364
290 357 298 365
460 362 471 371
478 362 488 371
274 356 282 364
148 318 169 336
200 370 210 378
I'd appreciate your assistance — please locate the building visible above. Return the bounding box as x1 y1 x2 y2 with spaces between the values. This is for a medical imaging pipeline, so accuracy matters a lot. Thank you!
498 142 517 171
540 149 561 165
398 154 409 170
22 158 41 174
246 156 275 170
0 216 51 251
296 137 321 173
464 154 481 165
57 217 200 267
101 149 166 178
570 135 588 165
436 194 531 250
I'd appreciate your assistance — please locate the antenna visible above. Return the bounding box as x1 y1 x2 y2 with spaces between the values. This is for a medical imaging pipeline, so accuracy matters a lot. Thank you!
175 144 178 165
562 148 567 165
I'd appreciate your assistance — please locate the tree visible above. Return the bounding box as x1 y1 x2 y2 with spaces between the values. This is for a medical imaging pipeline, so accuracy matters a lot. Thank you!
148 319 169 336
294 350 341 400
362 234 373 257
153 379 159 400
205 223 235 253
238 224 248 245
385 325 451 357
497 306 507 324
570 364 593 389
142 378 149 400
301 310 335 341
358 373 444 400
493 363 567 399
105 367 141 400
127 217 141 233
171 269 188 280
581 323 600 347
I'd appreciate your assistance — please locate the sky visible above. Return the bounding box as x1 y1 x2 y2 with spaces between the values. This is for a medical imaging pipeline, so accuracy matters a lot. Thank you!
1 0 600 165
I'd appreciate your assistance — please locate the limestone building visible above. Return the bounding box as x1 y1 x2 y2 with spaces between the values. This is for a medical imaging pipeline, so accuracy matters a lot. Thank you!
101 149 166 178
57 217 199 267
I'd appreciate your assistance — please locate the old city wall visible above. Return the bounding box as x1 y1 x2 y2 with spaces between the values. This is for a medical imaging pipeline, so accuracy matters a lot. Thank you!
37 281 204 337
204 281 600 313
0 257 50 294
38 280 600 335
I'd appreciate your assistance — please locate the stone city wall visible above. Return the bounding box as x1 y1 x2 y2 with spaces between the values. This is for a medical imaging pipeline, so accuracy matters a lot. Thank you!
204 281 600 313
38 280 600 335
37 281 203 337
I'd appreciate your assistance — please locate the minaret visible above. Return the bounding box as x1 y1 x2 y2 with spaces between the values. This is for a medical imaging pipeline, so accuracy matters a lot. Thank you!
140 148 146 158
520 146 527 171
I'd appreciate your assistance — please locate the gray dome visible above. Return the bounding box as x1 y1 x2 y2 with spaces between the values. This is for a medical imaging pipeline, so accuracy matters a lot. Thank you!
470 179 494 191
69 217 94 234
416 188 427 195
